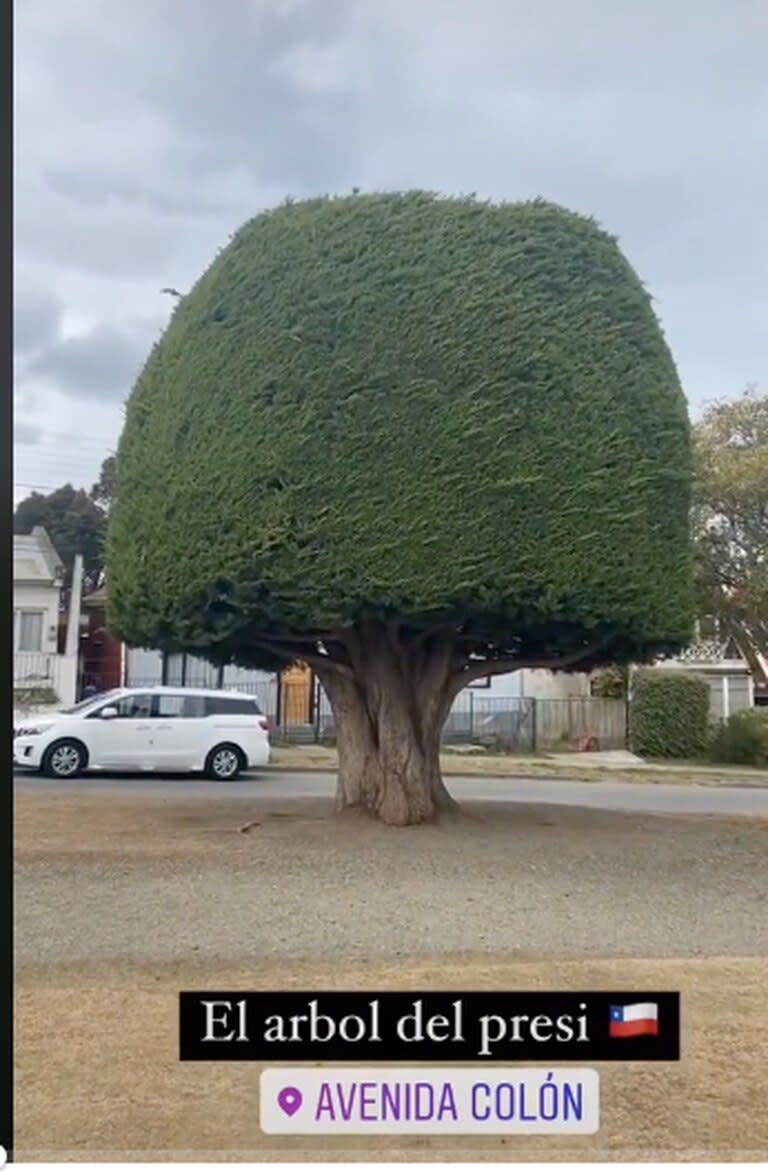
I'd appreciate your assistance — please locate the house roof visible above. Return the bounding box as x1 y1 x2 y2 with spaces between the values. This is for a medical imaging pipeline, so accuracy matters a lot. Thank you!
13 526 65 584
673 636 748 666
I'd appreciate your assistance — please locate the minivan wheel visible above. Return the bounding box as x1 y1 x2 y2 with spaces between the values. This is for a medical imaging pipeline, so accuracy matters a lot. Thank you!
205 744 243 781
42 738 87 779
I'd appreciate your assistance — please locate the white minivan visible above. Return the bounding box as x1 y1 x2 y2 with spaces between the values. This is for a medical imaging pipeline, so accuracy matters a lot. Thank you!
13 686 271 780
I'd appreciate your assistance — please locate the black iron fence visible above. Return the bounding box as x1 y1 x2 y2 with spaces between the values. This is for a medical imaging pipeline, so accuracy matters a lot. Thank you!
119 674 627 752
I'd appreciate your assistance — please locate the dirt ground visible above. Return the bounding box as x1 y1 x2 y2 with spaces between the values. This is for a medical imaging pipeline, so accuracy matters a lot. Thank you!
13 790 768 1162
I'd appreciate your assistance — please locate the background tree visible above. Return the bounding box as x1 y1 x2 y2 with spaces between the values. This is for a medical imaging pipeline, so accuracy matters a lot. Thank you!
90 454 117 512
107 192 694 825
14 483 107 589
590 665 629 699
692 386 768 684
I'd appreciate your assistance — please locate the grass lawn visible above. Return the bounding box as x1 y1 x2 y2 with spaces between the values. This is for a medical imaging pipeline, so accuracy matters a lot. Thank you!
269 744 768 786
15 955 768 1162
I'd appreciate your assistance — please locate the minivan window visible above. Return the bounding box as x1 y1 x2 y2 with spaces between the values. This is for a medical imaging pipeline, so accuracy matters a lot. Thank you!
154 694 186 718
153 693 208 718
88 693 153 719
181 695 207 718
61 689 121 715
204 696 261 716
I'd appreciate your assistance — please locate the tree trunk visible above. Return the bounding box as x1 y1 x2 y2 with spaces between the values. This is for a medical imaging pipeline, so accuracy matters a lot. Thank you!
317 629 459 826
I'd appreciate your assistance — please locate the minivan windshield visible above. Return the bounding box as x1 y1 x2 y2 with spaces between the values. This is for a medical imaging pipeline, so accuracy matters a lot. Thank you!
59 689 122 715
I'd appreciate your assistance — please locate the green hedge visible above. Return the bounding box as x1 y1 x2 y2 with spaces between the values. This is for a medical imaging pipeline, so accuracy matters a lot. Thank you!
629 669 710 759
709 708 768 767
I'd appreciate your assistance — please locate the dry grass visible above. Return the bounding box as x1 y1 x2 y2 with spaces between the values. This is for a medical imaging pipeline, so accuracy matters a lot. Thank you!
15 956 768 1162
270 745 768 785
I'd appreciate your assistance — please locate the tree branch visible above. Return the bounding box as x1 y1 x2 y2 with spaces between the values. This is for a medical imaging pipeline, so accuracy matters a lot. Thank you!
414 622 456 645
255 629 341 645
249 637 355 679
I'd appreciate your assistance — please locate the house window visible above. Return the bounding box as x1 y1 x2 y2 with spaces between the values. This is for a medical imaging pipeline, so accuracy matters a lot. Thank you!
15 610 44 652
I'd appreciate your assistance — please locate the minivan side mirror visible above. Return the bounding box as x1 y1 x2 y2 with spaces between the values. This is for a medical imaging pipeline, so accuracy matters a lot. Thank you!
100 706 119 720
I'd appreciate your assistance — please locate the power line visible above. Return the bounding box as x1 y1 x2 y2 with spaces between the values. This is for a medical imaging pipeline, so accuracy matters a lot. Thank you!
14 480 97 494
14 438 117 455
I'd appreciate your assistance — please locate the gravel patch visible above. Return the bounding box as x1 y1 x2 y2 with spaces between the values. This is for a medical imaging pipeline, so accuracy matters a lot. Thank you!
15 794 768 968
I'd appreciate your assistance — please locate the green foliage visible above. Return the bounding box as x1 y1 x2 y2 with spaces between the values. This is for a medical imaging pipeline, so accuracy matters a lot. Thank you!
709 708 768 767
14 483 107 585
693 386 768 683
629 669 711 759
108 192 694 666
90 455 118 512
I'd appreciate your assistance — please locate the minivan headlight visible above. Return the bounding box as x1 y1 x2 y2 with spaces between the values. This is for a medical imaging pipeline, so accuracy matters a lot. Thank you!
16 724 53 737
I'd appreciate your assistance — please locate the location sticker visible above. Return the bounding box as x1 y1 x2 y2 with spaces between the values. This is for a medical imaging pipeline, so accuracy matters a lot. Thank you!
261 1067 600 1135
277 1086 303 1118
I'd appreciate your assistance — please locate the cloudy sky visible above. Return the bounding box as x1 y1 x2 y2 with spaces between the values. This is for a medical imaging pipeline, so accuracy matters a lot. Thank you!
14 0 767 504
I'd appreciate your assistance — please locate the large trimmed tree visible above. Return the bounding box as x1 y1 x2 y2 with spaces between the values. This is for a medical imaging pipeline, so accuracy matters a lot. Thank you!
107 192 694 824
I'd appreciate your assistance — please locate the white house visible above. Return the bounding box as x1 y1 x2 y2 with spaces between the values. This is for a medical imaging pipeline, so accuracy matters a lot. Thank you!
651 637 753 721
461 667 590 702
13 527 80 707
13 527 64 659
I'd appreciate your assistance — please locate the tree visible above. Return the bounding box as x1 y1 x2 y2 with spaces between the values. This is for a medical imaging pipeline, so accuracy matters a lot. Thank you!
90 454 117 512
14 483 107 588
692 386 768 684
107 192 695 825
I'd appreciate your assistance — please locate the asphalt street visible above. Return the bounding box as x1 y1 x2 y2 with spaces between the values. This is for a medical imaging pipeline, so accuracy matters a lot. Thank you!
13 767 768 815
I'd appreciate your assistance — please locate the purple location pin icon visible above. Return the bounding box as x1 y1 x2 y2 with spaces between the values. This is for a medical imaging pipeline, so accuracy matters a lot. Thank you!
277 1086 303 1117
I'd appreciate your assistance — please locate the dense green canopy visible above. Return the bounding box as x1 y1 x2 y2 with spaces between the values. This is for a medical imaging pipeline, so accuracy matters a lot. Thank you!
108 192 694 669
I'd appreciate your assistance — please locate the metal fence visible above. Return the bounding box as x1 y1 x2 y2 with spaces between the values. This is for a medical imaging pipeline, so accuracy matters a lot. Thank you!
14 652 78 706
14 652 57 687
121 674 627 751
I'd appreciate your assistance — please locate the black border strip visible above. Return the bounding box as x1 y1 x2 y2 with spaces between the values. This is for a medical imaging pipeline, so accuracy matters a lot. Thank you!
3 0 14 1158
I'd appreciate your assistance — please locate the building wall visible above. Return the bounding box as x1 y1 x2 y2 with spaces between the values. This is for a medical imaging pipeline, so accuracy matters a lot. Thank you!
457 668 591 703
14 529 64 657
712 673 752 721
13 582 61 655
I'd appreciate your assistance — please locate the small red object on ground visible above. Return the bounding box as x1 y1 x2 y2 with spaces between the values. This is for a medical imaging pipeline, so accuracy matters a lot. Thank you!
576 734 599 752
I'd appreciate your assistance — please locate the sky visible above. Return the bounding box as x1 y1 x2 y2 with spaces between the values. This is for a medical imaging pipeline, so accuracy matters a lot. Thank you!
14 0 768 505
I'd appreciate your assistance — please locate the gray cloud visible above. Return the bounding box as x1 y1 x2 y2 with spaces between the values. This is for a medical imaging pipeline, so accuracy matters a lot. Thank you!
16 180 185 278
43 165 232 219
28 320 160 401
13 0 768 464
14 420 45 445
14 284 62 353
